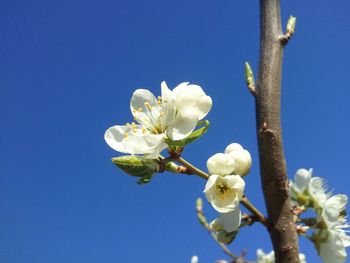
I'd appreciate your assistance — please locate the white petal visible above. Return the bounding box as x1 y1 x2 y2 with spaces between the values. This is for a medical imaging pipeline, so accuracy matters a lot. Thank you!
225 143 244 153
294 168 312 192
225 175 246 199
104 125 130 153
206 153 236 176
218 208 241 232
123 133 166 155
326 194 348 211
166 110 199 140
320 230 347 263
130 89 158 112
173 83 212 120
160 81 177 126
104 124 166 155
203 174 219 193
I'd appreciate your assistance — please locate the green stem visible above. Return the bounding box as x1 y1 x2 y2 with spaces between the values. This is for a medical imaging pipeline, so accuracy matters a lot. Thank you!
176 157 209 180
240 196 268 227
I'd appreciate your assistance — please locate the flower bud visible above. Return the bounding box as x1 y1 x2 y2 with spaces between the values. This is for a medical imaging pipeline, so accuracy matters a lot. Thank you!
206 153 236 176
224 143 252 176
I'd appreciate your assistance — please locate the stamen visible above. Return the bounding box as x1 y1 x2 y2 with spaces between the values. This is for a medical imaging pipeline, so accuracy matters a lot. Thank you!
144 102 152 111
138 107 142 112
131 122 137 133
142 127 147 134
126 123 131 127
124 132 129 138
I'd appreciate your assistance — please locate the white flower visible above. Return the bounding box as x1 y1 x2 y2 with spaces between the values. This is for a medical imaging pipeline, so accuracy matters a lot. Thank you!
291 168 313 194
206 153 236 176
308 176 329 205
318 229 350 263
224 143 252 176
256 249 275 263
210 209 241 233
190 255 199 263
256 249 306 263
320 194 348 228
204 174 245 213
105 81 212 157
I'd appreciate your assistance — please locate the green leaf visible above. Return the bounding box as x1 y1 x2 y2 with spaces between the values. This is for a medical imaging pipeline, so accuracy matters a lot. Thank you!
111 155 159 184
164 120 210 147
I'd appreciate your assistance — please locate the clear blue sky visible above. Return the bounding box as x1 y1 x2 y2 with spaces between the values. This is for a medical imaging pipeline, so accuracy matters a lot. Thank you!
1 0 349 262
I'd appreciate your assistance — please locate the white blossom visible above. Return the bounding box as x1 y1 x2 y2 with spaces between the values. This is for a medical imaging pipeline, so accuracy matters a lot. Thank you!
190 255 199 263
224 143 252 176
210 208 241 233
290 168 313 195
206 153 236 176
256 249 306 263
105 81 212 158
204 174 245 213
318 229 350 263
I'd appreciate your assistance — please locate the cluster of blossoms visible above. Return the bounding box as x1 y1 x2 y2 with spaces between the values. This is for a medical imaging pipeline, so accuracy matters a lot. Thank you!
290 168 350 263
203 143 251 243
104 81 212 158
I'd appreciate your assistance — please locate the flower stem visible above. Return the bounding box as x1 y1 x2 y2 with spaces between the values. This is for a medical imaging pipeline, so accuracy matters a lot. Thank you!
240 196 268 227
176 157 209 180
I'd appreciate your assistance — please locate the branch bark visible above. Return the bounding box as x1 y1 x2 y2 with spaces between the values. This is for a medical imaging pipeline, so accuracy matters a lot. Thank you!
255 0 299 262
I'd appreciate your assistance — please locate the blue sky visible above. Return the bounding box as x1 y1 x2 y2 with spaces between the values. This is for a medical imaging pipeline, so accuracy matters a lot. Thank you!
1 0 349 262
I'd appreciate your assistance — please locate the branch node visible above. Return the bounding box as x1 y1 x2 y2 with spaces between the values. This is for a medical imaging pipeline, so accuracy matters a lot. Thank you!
280 15 296 45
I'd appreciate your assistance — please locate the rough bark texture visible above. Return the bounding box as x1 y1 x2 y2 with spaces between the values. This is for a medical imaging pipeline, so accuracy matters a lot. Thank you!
255 0 300 262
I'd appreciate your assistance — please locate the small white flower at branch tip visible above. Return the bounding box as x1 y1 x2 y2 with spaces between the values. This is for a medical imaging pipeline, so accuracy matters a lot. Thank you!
224 143 252 176
190 255 199 263
204 174 245 213
206 153 236 176
256 249 306 263
104 81 212 158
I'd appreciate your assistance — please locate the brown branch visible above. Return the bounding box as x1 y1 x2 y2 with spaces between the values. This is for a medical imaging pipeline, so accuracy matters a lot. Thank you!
255 0 300 262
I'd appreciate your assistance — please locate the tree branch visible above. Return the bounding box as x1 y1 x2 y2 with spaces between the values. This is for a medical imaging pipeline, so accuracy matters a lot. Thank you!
255 0 300 262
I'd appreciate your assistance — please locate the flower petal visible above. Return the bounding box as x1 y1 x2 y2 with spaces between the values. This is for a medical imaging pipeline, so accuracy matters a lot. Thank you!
104 125 130 153
123 133 166 155
166 109 199 140
130 89 158 112
173 83 212 120
160 81 177 126
294 168 312 192
206 153 236 176
105 125 166 155
218 208 241 232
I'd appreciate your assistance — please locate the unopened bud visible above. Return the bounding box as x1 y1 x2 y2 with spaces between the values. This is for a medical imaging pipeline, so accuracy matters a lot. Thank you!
244 62 255 87
286 15 296 34
224 143 252 176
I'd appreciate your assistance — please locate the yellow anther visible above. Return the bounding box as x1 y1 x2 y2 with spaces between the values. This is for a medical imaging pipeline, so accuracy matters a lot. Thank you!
157 96 162 100
124 132 129 138
138 107 142 112
131 122 137 132
159 111 165 117
144 102 152 111
132 108 137 113
142 127 147 134
126 122 131 127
